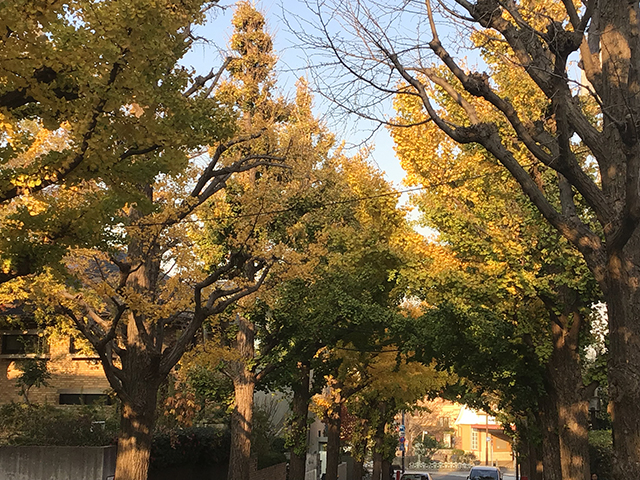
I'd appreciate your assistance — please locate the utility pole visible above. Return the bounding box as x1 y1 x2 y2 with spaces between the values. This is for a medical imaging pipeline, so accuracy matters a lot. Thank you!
485 413 489 466
402 411 406 473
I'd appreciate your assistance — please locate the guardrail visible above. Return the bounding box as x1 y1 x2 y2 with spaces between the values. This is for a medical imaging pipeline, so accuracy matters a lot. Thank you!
407 461 474 471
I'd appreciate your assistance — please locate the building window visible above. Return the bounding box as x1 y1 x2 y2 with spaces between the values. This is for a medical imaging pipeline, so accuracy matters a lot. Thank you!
59 393 112 405
471 428 478 450
1 334 48 355
437 416 450 428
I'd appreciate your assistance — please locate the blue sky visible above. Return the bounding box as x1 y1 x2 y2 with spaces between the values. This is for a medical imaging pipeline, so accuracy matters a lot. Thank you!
181 1 407 188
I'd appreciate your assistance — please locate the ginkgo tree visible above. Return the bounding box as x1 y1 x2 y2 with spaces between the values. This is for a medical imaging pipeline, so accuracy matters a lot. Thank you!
305 0 639 478
0 0 233 283
1 2 311 480
391 79 601 480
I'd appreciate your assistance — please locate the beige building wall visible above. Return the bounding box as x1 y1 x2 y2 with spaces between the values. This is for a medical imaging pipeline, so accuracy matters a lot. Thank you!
400 399 514 467
0 334 110 405
455 411 513 467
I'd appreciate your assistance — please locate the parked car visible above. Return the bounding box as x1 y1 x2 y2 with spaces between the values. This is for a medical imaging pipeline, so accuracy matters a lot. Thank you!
400 472 433 480
467 466 503 480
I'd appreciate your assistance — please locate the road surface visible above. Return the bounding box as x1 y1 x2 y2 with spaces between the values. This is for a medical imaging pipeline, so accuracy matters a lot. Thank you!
427 471 516 480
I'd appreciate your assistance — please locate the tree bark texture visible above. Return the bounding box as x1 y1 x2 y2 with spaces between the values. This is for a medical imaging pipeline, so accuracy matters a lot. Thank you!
228 380 255 480
604 251 640 480
546 311 591 480
227 314 256 480
372 416 386 480
288 363 311 480
519 434 542 480
325 412 341 480
374 1 640 477
352 430 368 480
381 459 391 480
115 395 157 480
539 394 562 480
114 227 163 480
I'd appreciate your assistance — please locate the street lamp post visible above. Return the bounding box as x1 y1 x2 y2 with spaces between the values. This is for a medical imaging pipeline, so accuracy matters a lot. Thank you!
485 414 489 466
402 411 406 473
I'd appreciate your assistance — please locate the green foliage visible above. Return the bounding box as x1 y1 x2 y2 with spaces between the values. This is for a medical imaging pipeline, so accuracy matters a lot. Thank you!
589 430 612 478
150 427 231 470
0 0 237 282
405 303 545 414
413 434 442 461
0 403 118 446
187 365 234 413
252 403 287 469
451 448 477 464
13 359 51 404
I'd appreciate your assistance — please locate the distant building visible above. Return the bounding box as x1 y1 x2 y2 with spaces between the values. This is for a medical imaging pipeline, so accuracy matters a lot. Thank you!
400 399 514 468
0 303 111 405
454 406 513 467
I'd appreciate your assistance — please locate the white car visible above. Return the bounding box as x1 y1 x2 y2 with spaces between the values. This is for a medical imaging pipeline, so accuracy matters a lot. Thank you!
467 466 503 480
400 472 433 480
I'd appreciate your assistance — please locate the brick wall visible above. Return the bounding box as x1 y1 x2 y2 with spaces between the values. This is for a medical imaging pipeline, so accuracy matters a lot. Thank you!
0 336 110 405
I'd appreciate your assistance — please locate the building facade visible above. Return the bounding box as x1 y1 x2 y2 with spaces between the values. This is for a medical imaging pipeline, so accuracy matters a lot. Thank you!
0 305 111 405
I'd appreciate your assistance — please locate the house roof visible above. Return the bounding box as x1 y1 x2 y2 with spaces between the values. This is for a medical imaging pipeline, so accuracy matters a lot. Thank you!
454 406 500 426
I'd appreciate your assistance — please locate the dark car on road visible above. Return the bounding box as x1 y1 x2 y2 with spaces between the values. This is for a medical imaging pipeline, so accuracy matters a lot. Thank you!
467 466 503 480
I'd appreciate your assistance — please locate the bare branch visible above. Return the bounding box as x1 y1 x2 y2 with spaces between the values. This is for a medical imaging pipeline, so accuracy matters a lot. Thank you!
159 259 272 376
57 301 127 400
184 56 232 97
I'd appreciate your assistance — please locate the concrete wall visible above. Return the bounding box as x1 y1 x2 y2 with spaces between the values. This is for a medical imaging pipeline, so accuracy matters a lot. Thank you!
338 462 348 480
250 462 287 480
0 445 116 480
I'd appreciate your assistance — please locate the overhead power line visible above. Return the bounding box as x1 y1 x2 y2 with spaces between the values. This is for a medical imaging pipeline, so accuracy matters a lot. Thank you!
126 166 519 229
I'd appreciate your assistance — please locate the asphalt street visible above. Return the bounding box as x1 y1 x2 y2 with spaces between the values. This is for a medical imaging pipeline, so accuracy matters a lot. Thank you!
428 472 516 480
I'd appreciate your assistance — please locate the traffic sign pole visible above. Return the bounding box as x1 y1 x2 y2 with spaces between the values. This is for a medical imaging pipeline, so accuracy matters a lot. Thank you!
401 411 405 473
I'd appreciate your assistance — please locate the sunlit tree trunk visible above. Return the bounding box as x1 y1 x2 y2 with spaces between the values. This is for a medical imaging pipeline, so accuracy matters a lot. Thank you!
546 310 591 480
227 314 256 480
115 390 157 480
539 393 562 480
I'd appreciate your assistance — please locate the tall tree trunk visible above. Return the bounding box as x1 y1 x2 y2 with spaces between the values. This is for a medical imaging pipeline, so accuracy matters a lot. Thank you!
519 419 543 480
289 362 311 480
115 396 157 480
115 224 163 480
354 458 364 480
227 314 256 480
605 269 640 480
228 379 255 480
539 394 562 480
546 312 591 480
518 435 538 480
533 442 544 480
353 429 368 480
381 459 391 480
371 410 386 480
325 412 341 480
114 348 160 480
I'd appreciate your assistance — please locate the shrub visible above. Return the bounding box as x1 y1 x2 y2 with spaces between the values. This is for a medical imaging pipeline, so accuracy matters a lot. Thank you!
589 430 612 477
0 402 118 446
150 426 231 470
